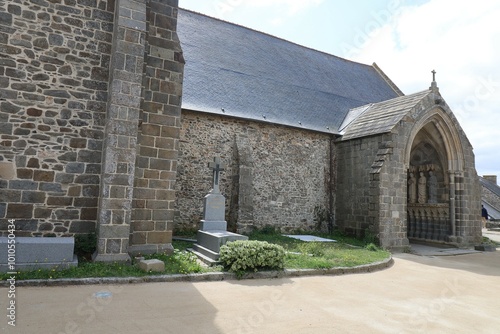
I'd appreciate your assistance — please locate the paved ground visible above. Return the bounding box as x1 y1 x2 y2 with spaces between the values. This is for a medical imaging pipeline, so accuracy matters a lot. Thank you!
1 232 500 334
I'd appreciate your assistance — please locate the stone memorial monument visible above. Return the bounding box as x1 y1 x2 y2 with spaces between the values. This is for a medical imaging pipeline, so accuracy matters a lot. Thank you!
192 157 248 263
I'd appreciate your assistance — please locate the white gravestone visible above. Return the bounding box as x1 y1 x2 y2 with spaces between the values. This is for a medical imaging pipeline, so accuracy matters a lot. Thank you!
199 157 227 230
192 156 248 263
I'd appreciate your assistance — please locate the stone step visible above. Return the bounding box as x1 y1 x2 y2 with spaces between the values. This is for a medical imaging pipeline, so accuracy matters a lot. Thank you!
190 245 220 265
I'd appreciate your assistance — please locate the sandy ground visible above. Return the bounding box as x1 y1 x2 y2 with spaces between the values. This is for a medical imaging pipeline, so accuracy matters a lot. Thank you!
0 246 499 334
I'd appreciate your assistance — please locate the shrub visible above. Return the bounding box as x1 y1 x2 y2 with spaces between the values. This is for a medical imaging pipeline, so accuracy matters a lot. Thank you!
365 243 379 252
74 233 97 261
298 242 325 257
219 240 285 274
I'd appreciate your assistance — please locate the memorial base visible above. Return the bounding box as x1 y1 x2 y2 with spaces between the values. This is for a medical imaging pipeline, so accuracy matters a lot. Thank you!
199 220 227 231
191 230 248 265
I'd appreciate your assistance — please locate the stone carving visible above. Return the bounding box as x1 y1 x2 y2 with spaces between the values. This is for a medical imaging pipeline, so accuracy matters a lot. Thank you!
428 171 438 203
418 172 427 204
408 172 417 204
208 156 225 194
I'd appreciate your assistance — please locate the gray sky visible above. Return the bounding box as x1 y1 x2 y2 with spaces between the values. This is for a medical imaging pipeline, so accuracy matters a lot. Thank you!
181 0 500 181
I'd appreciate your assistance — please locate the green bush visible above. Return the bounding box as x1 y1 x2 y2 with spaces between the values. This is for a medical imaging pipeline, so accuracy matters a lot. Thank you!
74 233 97 261
219 240 285 274
365 243 379 252
298 242 325 257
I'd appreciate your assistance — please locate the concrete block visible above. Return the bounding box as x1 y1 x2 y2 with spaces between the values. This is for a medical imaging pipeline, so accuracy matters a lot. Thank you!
474 244 497 252
138 259 165 272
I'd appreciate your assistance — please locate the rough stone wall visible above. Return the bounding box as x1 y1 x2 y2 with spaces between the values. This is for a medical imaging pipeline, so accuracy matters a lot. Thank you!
176 111 332 233
0 0 115 236
336 136 383 239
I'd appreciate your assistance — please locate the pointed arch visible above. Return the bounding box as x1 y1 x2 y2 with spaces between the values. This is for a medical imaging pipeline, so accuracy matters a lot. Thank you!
404 105 467 242
404 106 464 173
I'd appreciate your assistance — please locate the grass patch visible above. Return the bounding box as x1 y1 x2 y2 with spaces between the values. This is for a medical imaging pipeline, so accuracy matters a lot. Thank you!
285 245 389 269
482 236 500 246
0 231 390 281
0 240 212 281
248 230 390 270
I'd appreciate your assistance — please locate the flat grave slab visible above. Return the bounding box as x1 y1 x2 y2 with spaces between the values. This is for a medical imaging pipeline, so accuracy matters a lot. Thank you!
283 235 337 242
0 237 78 272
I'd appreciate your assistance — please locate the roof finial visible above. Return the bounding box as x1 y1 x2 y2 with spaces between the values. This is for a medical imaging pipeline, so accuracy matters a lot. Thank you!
430 69 439 92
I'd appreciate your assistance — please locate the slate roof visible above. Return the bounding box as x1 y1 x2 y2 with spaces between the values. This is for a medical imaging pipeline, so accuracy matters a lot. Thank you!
483 201 500 220
480 176 500 198
340 90 432 140
177 9 402 135
480 176 500 219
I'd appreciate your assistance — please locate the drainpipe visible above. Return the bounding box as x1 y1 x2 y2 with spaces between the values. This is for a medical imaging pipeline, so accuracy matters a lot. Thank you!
449 171 456 236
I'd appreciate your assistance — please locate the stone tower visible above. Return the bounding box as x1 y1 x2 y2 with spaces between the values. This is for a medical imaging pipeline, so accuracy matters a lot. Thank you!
0 0 184 262
94 0 185 262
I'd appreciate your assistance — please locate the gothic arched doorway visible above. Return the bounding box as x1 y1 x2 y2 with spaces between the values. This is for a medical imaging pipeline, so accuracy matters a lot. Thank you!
406 109 464 244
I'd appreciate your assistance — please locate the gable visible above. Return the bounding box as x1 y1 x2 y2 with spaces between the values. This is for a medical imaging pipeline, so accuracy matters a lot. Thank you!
177 9 401 134
340 90 432 140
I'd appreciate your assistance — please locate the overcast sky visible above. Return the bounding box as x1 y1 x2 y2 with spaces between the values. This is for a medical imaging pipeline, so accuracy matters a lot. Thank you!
180 0 500 181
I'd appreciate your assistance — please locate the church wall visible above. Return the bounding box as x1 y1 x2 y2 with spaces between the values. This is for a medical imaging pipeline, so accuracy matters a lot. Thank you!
456 125 482 244
176 110 333 233
382 126 414 248
127 0 184 255
0 0 116 236
335 136 381 239
336 132 408 249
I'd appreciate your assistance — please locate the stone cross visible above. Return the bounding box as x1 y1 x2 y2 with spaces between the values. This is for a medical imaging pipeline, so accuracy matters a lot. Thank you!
432 69 436 82
208 156 225 193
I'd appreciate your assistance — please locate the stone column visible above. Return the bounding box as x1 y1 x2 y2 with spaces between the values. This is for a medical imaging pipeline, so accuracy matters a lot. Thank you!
94 0 147 262
129 0 184 255
233 136 254 233
448 171 456 239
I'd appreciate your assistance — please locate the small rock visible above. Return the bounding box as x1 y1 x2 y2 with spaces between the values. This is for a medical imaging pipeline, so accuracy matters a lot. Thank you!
138 259 165 272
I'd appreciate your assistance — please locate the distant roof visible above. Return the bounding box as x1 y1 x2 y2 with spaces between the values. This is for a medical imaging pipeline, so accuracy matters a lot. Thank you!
483 201 500 220
480 176 500 198
340 90 432 140
177 9 402 134
480 176 500 219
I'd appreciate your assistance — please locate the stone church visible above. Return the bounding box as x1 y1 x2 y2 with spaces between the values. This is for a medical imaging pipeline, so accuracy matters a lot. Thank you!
0 0 482 261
